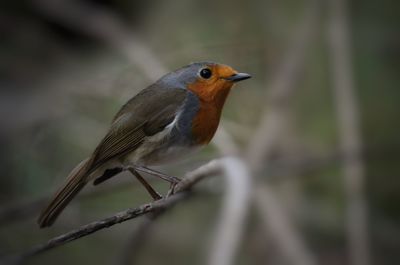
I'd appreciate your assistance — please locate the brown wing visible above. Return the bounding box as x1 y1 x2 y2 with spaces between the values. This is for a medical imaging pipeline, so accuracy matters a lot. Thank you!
87 86 188 172
38 86 188 227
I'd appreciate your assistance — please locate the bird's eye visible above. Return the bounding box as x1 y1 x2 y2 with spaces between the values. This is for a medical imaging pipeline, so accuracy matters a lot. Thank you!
199 68 212 79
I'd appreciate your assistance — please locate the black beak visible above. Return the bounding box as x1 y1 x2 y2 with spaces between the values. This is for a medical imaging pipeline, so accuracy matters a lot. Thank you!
224 73 251 82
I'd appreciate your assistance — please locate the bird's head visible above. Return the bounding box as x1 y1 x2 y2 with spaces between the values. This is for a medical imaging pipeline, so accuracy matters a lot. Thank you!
161 61 251 102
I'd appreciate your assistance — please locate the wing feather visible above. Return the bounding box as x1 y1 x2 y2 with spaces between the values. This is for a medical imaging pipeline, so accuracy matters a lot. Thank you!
86 86 188 173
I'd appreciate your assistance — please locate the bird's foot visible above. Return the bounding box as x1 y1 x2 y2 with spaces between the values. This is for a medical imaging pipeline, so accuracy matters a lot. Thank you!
166 182 178 198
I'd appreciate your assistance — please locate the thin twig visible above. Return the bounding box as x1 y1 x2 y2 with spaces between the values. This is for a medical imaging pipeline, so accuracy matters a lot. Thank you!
327 0 370 264
1 195 186 265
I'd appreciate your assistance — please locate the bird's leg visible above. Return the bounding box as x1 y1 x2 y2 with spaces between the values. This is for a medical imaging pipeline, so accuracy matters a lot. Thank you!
128 168 162 201
134 166 181 184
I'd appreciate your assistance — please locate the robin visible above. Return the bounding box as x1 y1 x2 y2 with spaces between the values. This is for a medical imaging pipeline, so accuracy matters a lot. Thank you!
38 61 251 228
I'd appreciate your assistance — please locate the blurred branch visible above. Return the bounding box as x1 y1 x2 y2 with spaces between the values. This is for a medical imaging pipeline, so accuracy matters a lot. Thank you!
208 158 251 265
327 0 371 265
244 1 321 265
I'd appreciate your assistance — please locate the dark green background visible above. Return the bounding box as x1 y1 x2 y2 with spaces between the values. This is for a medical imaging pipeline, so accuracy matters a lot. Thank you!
0 0 399 264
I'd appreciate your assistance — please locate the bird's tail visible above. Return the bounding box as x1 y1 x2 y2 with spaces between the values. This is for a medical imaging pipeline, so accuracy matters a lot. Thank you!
38 158 91 228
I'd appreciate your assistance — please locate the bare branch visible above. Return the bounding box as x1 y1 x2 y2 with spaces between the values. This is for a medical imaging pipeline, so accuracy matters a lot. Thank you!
327 0 370 264
1 159 230 264
21 194 186 260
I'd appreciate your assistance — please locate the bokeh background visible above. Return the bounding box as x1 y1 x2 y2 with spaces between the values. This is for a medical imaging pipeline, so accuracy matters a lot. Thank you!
1 0 399 264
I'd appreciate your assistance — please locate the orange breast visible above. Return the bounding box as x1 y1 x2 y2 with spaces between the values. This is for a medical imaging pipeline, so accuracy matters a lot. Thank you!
189 82 231 145
191 101 221 144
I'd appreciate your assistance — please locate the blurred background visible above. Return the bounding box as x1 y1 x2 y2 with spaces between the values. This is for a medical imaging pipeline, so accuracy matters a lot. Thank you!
0 0 399 264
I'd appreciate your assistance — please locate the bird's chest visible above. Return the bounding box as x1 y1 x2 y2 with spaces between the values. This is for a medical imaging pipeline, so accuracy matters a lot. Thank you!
190 101 222 145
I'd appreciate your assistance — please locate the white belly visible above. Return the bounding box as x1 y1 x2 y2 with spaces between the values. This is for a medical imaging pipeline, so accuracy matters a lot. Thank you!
124 139 199 166
122 118 199 166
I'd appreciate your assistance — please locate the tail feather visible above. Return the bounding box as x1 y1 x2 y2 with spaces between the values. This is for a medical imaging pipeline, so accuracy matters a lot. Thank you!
38 158 91 228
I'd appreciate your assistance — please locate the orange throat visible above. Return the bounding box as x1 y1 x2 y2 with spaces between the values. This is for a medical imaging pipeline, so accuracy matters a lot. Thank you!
188 82 232 145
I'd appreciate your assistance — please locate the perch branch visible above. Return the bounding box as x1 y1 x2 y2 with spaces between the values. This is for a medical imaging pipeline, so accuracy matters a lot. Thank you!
17 193 187 261
2 159 227 264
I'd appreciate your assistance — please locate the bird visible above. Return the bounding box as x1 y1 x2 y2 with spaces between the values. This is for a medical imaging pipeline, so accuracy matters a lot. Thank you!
38 61 251 228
